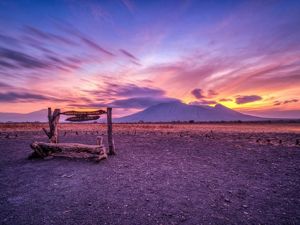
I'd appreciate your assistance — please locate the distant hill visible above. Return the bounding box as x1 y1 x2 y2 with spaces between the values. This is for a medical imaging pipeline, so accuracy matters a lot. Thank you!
0 102 266 123
0 109 48 122
0 109 81 123
115 102 264 122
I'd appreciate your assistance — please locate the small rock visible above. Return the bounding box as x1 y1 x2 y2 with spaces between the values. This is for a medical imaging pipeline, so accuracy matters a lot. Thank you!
61 174 73 178
224 198 231 203
63 210 71 214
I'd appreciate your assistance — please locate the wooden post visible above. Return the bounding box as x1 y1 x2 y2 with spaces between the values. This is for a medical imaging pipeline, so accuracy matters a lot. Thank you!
51 109 60 143
96 136 103 146
107 107 116 155
42 108 60 143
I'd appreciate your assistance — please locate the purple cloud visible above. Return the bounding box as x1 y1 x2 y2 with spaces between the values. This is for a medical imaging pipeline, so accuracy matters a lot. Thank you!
84 83 165 98
191 88 205 99
191 88 219 100
208 89 218 97
0 82 11 88
273 100 281 106
130 60 142 66
235 95 262 104
24 26 76 46
0 34 20 47
0 43 85 73
0 92 51 102
219 98 232 102
0 47 48 69
46 55 81 70
283 99 298 104
0 60 18 69
80 37 114 56
274 99 298 106
111 83 164 97
0 91 74 103
119 49 139 61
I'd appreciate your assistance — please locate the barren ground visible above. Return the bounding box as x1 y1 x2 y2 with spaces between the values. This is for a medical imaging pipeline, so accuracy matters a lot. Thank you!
0 123 300 225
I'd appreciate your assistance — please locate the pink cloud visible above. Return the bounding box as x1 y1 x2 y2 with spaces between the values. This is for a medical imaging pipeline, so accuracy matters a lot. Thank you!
235 95 262 104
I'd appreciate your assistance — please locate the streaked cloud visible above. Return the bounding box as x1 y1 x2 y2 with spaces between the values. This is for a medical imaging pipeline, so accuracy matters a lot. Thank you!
119 49 139 61
208 90 218 97
219 98 232 102
0 82 12 88
80 37 115 57
235 95 263 105
24 26 76 46
0 47 48 69
274 99 298 106
0 92 70 103
0 0 299 118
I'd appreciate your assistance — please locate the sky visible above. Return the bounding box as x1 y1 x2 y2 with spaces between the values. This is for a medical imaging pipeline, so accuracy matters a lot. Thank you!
0 0 299 118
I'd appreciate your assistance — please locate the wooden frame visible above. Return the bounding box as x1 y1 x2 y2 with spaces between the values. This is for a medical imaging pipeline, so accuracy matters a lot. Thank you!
31 107 116 161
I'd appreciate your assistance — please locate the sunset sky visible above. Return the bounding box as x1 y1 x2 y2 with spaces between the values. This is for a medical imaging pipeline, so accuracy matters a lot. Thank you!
0 0 299 118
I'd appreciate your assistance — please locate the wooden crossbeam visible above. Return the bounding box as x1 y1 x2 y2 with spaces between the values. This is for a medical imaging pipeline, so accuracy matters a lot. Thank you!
61 109 106 116
66 115 100 122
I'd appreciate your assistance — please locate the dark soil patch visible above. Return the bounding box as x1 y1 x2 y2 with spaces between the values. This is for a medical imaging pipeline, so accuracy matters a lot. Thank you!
0 124 300 225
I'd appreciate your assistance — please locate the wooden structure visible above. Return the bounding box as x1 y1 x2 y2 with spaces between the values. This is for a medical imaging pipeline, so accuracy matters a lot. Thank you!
31 107 116 162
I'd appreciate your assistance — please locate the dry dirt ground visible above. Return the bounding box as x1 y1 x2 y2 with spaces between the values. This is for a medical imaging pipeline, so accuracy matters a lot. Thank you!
0 123 300 225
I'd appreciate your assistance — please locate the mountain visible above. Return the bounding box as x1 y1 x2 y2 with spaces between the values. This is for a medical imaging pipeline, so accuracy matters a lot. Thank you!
0 102 264 123
0 109 101 123
116 102 263 122
0 109 48 122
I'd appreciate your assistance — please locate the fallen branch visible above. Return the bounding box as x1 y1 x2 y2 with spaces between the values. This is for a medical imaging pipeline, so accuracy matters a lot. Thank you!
29 142 107 162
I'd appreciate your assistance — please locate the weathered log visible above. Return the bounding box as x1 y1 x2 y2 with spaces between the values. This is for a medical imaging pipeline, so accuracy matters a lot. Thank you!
30 142 107 162
61 109 106 116
66 115 100 122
